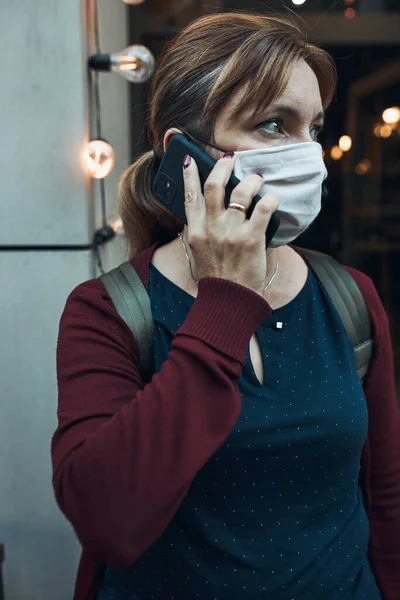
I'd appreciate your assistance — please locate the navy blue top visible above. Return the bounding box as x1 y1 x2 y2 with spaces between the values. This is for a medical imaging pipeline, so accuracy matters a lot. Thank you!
98 264 382 600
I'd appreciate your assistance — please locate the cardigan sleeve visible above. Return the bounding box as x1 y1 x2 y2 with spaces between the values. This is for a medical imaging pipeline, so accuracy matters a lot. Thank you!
51 276 271 567
347 267 400 600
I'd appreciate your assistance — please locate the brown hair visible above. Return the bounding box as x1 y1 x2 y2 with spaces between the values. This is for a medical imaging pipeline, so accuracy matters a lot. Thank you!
119 12 336 256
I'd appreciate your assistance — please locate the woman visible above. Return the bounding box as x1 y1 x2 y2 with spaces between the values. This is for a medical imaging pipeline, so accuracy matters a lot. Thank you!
52 12 400 600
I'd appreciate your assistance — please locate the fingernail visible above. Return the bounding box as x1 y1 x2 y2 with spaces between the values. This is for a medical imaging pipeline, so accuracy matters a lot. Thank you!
257 172 264 179
223 151 234 158
183 154 191 169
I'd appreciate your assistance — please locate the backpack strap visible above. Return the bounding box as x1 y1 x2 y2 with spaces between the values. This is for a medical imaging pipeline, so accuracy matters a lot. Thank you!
296 247 373 382
99 262 154 384
100 250 373 384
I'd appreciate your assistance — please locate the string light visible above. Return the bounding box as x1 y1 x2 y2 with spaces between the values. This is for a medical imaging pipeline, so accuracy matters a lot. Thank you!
338 135 352 152
330 146 343 160
355 159 372 175
110 217 125 235
344 0 356 17
373 123 393 138
88 0 151 273
344 7 356 19
89 45 155 83
379 124 393 138
83 140 116 179
291 0 307 5
382 107 400 125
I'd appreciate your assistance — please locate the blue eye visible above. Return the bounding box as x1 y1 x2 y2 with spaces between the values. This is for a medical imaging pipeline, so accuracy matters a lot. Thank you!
258 119 283 136
257 118 324 141
311 125 323 141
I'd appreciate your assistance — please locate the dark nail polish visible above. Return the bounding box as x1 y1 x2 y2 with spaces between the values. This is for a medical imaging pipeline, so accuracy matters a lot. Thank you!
223 151 234 158
183 154 191 169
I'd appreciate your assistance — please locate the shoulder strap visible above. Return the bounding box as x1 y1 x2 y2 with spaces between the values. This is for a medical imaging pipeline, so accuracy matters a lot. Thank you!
296 247 373 382
99 262 154 384
100 250 373 384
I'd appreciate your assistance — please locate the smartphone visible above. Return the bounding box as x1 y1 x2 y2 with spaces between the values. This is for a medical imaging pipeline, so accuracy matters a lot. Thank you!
152 134 280 249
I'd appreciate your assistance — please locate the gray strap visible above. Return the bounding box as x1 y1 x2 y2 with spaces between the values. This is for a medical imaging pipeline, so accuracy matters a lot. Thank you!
99 262 154 383
100 250 373 383
296 247 373 381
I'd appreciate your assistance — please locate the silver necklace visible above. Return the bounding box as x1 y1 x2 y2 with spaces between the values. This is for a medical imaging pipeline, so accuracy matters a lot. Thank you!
178 232 279 293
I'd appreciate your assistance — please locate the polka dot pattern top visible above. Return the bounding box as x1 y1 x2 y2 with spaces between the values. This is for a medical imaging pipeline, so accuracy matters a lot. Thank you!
98 265 383 600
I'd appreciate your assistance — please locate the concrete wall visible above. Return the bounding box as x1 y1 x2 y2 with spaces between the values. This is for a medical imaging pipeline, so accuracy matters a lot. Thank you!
0 1 131 597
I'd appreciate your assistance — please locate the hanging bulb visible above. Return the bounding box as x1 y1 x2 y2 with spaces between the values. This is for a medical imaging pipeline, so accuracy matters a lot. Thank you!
330 145 343 160
89 45 155 84
83 140 116 179
111 45 155 83
355 159 372 175
382 107 400 125
338 135 352 152
344 7 356 18
291 0 307 5
109 216 125 235
378 124 393 138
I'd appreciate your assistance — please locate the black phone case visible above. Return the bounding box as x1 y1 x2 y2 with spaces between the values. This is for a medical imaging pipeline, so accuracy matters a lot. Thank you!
153 134 280 248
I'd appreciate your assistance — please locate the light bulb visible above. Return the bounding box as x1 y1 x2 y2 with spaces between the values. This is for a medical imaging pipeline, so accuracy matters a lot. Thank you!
379 124 393 138
110 45 155 83
373 123 382 138
89 45 155 84
344 7 356 19
291 0 306 5
123 0 146 4
355 159 372 175
338 135 352 152
83 140 116 179
382 107 400 125
110 217 124 235
330 145 343 161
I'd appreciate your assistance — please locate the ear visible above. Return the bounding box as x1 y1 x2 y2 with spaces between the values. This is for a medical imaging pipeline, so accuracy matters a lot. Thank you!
163 127 182 152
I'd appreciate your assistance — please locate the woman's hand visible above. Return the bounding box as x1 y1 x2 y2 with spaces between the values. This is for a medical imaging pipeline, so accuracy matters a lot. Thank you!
182 153 280 296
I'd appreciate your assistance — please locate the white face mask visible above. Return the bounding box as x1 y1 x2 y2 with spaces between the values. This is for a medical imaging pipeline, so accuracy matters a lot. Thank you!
233 142 327 248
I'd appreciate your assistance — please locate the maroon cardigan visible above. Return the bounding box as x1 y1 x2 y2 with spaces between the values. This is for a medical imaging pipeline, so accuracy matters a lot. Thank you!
52 243 400 600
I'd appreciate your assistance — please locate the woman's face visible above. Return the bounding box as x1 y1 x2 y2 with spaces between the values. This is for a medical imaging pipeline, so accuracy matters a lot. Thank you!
213 59 325 155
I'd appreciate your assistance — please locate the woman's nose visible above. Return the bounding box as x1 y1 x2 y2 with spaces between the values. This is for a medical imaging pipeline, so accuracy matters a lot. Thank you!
296 128 315 143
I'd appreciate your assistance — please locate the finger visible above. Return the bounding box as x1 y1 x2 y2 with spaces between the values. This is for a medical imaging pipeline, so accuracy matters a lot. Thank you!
248 193 280 239
182 155 204 236
202 152 236 221
226 173 265 223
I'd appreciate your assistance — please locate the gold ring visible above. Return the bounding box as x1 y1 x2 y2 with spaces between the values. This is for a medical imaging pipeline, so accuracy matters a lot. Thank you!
228 202 248 214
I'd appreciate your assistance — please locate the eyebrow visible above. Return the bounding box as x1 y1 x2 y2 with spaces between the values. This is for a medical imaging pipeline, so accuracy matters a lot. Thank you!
264 105 325 123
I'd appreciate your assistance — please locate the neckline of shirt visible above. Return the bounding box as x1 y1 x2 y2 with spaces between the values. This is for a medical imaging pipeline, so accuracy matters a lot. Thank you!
149 263 313 328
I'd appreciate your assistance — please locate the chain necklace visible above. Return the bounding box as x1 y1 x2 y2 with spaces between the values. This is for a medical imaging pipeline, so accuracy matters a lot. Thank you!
178 232 279 293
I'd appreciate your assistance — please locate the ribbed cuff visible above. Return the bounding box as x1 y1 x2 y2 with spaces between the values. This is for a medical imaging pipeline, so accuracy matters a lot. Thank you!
176 278 272 364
